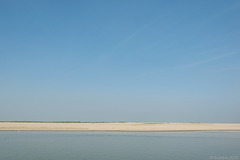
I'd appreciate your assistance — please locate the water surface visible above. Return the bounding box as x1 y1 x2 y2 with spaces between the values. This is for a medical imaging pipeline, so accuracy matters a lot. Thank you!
0 131 239 160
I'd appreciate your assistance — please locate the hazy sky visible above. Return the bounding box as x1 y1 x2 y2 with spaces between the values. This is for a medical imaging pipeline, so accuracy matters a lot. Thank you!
1 0 240 122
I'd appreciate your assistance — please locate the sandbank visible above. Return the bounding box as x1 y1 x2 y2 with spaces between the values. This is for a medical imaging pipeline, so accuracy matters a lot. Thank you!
0 122 240 132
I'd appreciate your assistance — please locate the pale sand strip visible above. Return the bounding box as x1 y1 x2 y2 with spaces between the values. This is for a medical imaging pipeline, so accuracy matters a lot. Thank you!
0 122 240 131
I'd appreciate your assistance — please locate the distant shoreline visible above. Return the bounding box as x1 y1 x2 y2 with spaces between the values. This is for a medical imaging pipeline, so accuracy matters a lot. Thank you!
1 122 240 132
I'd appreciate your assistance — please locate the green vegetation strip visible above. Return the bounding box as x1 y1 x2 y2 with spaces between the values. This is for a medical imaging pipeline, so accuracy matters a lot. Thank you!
0 121 169 123
0 121 110 123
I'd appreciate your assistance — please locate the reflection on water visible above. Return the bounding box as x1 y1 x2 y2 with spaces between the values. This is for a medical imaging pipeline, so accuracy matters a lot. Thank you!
0 131 240 160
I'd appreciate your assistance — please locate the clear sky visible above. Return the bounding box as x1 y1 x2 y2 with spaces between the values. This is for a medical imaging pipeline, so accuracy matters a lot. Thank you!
1 0 240 122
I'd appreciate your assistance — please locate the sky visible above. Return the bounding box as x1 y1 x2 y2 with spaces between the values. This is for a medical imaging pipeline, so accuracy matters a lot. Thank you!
0 0 240 123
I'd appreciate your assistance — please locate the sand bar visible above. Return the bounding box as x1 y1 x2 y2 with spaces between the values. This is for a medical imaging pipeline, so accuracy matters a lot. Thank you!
0 122 240 131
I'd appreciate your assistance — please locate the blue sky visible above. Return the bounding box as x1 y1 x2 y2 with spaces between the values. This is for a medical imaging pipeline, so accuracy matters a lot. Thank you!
0 0 240 122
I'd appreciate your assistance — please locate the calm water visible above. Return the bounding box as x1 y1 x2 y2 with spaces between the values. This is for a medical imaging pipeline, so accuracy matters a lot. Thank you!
0 131 239 160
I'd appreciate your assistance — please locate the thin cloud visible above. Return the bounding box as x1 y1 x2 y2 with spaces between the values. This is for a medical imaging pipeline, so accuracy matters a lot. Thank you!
209 66 240 74
135 50 240 79
95 16 164 64
182 51 240 68
94 3 181 63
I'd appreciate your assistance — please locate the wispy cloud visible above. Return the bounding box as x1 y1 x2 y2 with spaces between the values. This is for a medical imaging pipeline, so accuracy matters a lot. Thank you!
135 50 240 79
94 3 182 63
95 16 166 64
182 51 240 68
208 66 240 74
